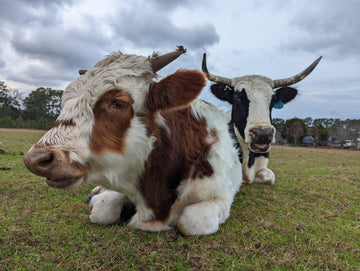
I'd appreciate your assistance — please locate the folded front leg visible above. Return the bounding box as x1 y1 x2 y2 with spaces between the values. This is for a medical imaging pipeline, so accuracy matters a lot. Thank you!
86 186 135 225
177 199 231 236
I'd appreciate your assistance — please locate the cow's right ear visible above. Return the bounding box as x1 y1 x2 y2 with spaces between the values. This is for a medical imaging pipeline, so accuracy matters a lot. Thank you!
147 70 206 111
210 83 234 104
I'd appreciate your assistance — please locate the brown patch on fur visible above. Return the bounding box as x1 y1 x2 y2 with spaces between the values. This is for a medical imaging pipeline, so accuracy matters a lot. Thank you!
90 89 134 154
138 107 215 221
52 119 75 128
146 70 206 112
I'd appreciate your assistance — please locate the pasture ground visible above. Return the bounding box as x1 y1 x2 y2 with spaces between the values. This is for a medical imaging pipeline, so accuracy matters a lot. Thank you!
0 129 359 270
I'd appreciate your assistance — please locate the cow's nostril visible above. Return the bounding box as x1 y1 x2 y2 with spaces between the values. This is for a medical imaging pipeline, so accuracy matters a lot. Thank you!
250 127 274 144
38 153 54 168
24 151 56 176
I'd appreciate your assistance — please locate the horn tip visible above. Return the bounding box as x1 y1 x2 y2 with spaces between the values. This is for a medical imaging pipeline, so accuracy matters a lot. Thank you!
315 56 322 64
176 45 187 54
202 53 208 73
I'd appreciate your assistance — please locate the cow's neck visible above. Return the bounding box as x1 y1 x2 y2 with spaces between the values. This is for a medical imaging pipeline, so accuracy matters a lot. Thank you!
138 107 215 221
229 121 270 183
228 122 243 163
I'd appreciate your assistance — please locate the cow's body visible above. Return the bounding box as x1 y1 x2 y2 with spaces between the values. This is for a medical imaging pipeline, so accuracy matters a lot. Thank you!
203 54 322 185
24 48 242 235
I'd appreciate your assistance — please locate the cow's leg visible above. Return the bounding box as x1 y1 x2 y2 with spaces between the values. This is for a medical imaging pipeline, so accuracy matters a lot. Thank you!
177 199 231 236
242 150 275 185
87 186 134 225
127 209 173 232
254 168 275 184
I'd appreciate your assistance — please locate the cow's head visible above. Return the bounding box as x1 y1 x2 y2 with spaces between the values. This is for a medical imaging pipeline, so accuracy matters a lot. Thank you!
24 46 205 189
202 54 321 153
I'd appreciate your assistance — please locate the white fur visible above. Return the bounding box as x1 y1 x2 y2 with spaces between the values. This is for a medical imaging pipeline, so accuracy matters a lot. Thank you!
89 190 129 225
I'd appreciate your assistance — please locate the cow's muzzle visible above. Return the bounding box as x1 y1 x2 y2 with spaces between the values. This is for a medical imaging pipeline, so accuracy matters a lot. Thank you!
249 126 275 153
24 145 87 189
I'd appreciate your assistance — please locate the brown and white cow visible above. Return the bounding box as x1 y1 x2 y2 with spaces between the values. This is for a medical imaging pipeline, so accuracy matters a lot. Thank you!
24 47 242 236
202 54 321 185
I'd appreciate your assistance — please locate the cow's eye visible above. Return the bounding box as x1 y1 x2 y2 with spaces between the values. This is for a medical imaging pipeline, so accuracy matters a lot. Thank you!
109 100 129 109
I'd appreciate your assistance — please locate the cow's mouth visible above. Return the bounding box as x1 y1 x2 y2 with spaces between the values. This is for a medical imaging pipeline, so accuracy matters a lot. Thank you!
46 176 82 189
250 143 271 153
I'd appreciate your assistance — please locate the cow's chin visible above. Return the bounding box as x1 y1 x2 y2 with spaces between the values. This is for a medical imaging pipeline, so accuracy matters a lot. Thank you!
250 143 271 153
46 176 83 189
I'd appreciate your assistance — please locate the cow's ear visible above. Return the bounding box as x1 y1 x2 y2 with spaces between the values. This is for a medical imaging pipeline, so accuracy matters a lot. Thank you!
274 87 298 104
210 83 234 104
147 70 206 111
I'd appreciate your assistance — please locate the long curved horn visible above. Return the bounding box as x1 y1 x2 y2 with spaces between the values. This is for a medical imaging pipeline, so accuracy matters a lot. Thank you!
273 56 322 88
149 45 187 73
202 53 232 86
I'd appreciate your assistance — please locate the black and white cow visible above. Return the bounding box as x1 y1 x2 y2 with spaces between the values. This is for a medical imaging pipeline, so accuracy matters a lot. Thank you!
202 54 322 185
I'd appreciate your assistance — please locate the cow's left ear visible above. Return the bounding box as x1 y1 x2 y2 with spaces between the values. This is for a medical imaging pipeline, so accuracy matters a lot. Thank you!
274 87 298 104
147 70 206 111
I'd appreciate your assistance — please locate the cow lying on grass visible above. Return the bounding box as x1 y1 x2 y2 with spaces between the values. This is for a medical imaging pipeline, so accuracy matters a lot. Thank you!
24 47 242 236
202 54 321 185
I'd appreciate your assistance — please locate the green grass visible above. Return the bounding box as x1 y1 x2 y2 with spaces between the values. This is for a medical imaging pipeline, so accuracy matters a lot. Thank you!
1 129 359 270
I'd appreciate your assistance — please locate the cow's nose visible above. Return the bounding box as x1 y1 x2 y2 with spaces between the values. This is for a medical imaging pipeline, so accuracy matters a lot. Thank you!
249 127 274 144
24 150 55 177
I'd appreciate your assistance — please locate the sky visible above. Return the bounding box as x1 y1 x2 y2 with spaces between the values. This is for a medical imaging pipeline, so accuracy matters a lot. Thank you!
1 0 359 120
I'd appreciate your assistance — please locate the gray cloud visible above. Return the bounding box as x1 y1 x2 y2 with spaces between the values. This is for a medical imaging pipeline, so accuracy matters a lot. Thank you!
285 0 360 58
11 21 109 68
151 0 192 11
0 0 358 120
0 1 114 87
0 0 73 26
112 14 219 49
110 1 219 49
1 0 219 88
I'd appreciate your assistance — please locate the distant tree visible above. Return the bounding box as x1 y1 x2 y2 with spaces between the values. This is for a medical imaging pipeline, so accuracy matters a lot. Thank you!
285 118 306 145
342 119 360 143
329 119 346 141
312 119 330 143
272 118 285 134
303 117 313 128
23 87 63 121
272 118 286 143
0 81 22 120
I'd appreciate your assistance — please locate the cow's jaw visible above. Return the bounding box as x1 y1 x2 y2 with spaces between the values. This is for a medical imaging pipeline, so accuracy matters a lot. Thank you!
233 123 273 154
250 143 271 153
46 176 84 189
24 143 89 189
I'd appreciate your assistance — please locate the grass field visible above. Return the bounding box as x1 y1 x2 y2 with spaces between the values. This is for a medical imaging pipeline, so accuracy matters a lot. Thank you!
0 129 359 270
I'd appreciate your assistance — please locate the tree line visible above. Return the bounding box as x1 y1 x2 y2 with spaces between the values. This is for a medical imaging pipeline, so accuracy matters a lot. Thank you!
1 81 360 148
273 117 360 149
0 81 62 130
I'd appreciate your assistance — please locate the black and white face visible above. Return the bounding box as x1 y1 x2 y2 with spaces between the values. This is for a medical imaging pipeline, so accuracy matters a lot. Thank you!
211 75 297 153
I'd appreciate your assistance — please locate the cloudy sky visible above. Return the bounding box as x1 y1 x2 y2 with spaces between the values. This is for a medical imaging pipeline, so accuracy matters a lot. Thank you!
1 0 359 120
